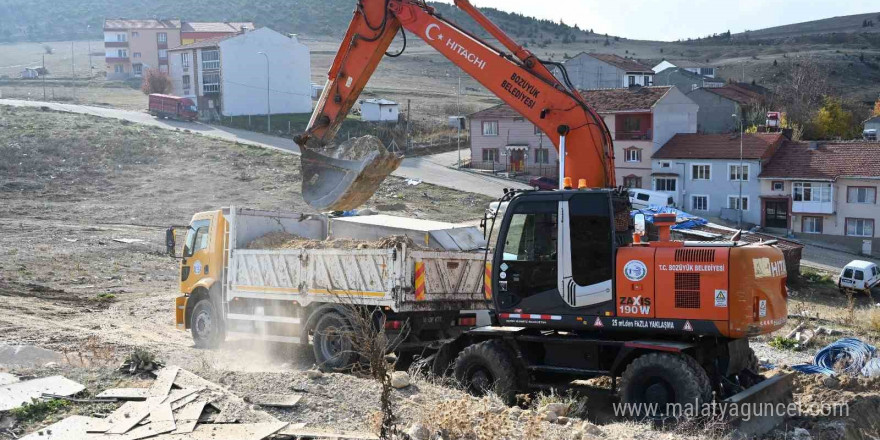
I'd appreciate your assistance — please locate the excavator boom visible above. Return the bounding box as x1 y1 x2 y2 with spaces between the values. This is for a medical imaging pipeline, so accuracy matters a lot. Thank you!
296 0 616 211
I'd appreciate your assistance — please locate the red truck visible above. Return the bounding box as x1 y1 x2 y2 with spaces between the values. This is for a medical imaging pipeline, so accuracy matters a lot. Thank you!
148 94 198 121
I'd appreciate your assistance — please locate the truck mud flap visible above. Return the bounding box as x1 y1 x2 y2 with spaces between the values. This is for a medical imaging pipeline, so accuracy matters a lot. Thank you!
722 373 793 438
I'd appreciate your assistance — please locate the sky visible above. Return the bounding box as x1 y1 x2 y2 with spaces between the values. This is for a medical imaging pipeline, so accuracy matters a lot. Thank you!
435 0 880 41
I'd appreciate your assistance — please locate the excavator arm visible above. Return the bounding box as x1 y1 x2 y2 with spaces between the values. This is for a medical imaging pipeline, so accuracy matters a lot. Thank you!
296 0 616 210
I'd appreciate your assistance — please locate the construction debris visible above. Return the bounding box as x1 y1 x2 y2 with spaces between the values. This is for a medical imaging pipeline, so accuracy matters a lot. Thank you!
0 375 85 411
0 372 19 386
96 388 150 401
249 393 303 408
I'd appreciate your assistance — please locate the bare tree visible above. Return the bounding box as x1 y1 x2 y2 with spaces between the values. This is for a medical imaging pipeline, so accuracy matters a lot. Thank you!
770 57 829 134
141 69 173 95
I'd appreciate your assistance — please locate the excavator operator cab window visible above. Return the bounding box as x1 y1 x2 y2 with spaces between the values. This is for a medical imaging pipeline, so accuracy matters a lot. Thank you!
498 201 558 306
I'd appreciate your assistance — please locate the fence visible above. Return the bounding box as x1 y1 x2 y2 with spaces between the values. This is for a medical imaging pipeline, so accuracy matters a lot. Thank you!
464 160 558 179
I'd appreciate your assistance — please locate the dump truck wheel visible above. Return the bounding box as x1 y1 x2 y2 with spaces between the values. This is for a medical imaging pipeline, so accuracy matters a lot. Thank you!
191 298 223 349
619 352 712 419
453 340 518 404
313 312 356 372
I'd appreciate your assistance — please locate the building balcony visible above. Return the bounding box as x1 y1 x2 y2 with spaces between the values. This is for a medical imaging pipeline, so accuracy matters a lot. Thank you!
615 131 653 141
792 201 834 214
104 41 128 48
105 57 130 63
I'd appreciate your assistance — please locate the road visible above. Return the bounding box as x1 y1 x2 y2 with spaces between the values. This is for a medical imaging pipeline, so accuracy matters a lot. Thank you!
0 99 530 197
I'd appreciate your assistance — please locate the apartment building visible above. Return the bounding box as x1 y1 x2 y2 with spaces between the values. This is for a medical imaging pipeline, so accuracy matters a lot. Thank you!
103 19 253 80
555 52 655 90
651 133 785 225
467 86 698 185
103 19 181 79
758 141 880 256
168 27 311 119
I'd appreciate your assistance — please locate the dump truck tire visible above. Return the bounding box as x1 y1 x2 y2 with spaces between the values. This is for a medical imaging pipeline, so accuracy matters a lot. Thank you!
453 340 518 405
619 352 712 418
313 312 357 372
191 298 223 349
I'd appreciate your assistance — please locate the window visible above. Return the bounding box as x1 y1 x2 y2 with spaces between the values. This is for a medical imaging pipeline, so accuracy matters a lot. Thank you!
114 64 124 74
482 121 498 136
729 164 749 181
655 178 676 192
116 49 127 58
700 67 714 76
183 220 210 257
846 218 874 237
636 193 650 202
534 124 542 135
692 164 711 180
568 193 613 287
182 75 191 92
158 49 168 59
802 216 823 234
622 116 641 132
624 148 641 163
772 181 784 191
728 196 749 211
793 182 832 202
500 201 558 301
843 268 853 279
847 187 876 204
181 52 190 69
855 270 865 281
691 195 708 211
534 149 550 164
202 72 220 93
133 64 142 75
157 32 167 44
202 50 220 70
628 75 636 86
660 162 671 168
482 148 499 162
623 175 642 188
131 31 139 38
133 52 141 59
116 33 126 42
643 75 652 86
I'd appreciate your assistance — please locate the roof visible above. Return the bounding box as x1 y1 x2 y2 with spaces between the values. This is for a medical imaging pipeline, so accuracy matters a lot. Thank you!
103 19 181 30
697 84 764 105
579 86 672 112
653 133 784 160
362 99 397 105
168 35 230 51
655 67 724 84
181 22 255 33
758 141 880 180
468 103 521 119
662 59 713 69
865 116 880 124
584 53 653 72
846 260 876 270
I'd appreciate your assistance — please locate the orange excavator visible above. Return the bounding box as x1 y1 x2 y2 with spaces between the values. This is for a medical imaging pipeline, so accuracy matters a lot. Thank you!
296 0 792 427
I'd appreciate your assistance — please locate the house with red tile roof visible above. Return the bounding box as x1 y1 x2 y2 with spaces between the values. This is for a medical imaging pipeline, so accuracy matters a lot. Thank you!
467 86 697 185
555 52 655 90
651 132 786 226
758 141 880 256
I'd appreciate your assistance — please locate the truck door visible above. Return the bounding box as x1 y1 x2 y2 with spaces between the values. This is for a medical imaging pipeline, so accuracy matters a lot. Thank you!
557 193 614 308
180 218 212 294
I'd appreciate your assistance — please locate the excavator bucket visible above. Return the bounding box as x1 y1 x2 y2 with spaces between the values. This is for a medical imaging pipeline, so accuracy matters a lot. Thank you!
299 137 403 212
722 373 794 437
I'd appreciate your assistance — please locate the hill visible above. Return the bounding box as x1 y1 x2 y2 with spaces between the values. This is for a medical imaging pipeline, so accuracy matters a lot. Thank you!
735 12 880 40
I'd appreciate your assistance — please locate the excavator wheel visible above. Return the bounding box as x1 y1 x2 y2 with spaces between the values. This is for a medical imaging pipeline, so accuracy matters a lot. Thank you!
452 340 519 405
619 352 712 419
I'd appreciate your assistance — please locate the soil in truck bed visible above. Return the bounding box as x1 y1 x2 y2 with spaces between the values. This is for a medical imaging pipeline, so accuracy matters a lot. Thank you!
244 231 424 250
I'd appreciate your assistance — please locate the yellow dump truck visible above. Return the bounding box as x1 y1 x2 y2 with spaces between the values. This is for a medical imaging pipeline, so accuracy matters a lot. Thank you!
168 207 490 369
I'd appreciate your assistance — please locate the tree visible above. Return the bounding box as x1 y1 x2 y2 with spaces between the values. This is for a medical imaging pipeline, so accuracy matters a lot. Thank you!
770 58 829 131
811 97 856 139
873 97 880 117
141 69 172 95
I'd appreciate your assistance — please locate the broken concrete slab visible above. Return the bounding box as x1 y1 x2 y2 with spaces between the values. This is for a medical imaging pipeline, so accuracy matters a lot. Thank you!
96 388 149 401
0 372 19 386
172 401 206 434
183 422 288 440
173 368 278 424
250 393 303 408
170 392 200 411
276 427 379 440
0 375 85 411
149 366 180 398
19 415 104 440
104 398 157 434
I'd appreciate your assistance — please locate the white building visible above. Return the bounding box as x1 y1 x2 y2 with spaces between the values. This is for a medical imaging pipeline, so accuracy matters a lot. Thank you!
168 27 311 119
360 99 399 122
652 59 717 78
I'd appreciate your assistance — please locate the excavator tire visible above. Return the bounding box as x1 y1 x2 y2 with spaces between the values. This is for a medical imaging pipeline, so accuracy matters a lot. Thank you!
453 340 518 405
619 352 712 419
313 312 357 372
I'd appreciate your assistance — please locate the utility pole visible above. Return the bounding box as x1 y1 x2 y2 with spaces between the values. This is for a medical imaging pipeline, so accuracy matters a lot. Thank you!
42 54 46 100
456 72 462 169
87 25 93 73
71 41 76 100
257 52 270 133
406 99 411 152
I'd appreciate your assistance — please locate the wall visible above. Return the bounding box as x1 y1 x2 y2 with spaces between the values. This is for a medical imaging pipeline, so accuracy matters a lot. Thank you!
654 70 723 94
129 28 180 77
560 54 624 90
686 88 740 134
218 28 312 116
655 158 764 225
607 114 652 188
468 116 559 171
652 87 698 153
168 49 197 99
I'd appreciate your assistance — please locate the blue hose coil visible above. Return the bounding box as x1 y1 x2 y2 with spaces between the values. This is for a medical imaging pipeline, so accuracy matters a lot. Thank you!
792 337 877 376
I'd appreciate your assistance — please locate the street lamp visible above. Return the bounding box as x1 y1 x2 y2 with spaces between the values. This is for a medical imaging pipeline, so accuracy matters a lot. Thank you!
257 51 270 133
732 113 744 229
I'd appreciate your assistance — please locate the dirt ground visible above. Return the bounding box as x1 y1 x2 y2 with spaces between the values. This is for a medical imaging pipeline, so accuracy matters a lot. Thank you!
2 106 880 439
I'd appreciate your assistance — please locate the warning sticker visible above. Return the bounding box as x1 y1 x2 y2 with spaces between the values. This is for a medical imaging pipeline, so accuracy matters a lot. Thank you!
593 317 604 327
683 321 693 331
759 299 767 317
714 289 728 307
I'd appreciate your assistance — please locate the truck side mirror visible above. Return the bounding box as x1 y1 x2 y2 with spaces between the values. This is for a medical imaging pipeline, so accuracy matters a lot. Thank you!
166 227 176 257
634 213 646 237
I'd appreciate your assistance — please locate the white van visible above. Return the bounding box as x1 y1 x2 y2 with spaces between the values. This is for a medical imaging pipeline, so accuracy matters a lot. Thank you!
838 260 880 294
628 189 675 210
